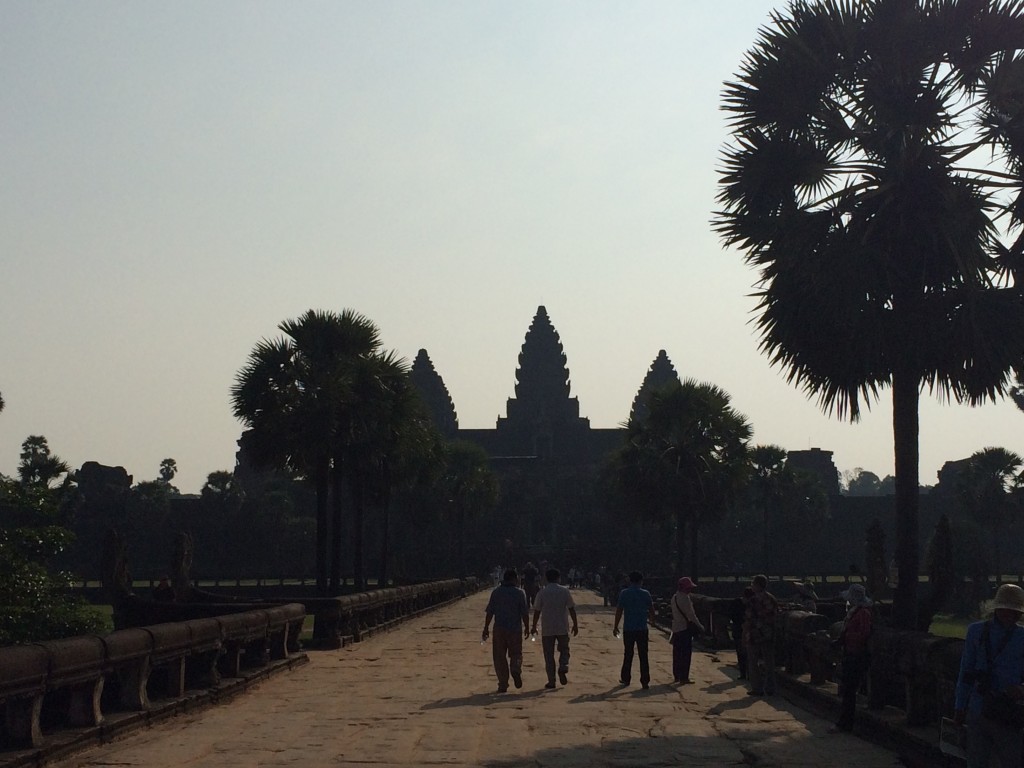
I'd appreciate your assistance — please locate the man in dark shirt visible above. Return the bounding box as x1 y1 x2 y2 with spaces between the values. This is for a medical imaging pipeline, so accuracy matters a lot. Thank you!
482 569 530 692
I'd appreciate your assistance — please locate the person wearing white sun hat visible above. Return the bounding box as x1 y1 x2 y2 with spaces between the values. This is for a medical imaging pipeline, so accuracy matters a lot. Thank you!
955 583 1024 767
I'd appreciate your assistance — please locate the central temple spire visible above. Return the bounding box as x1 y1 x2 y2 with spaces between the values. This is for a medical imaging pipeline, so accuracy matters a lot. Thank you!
497 306 588 456
513 306 571 414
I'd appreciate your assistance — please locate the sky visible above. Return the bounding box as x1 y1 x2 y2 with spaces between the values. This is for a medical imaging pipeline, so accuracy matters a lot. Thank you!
2 2 1022 495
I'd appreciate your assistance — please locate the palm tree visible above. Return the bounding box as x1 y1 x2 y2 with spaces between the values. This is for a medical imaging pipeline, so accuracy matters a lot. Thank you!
716 0 1024 628
232 309 383 595
339 350 427 591
958 446 1024 582
18 435 70 489
441 440 499 576
1012 370 1024 413
614 380 751 576
370 377 444 589
748 444 788 575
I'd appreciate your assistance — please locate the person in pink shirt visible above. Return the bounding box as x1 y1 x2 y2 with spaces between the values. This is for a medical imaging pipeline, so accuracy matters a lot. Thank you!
830 583 873 733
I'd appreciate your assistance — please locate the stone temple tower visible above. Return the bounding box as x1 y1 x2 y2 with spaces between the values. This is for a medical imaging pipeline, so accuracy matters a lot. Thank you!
452 306 621 468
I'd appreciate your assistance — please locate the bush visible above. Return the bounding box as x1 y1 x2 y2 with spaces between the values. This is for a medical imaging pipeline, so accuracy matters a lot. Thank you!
0 478 105 645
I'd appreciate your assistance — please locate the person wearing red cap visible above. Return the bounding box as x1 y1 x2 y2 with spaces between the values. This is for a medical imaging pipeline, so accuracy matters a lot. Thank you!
671 577 705 684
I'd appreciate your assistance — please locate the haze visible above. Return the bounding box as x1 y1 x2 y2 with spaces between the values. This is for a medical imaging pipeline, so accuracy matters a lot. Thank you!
2 2 1020 494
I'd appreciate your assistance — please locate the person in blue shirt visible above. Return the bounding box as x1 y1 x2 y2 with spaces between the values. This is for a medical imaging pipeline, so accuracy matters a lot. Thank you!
612 571 655 689
954 583 1024 767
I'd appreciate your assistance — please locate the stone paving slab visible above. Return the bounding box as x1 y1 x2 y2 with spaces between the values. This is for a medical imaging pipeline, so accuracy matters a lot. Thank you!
49 589 908 768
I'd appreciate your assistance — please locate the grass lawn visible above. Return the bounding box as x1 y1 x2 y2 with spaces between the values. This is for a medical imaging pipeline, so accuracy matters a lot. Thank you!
929 613 970 639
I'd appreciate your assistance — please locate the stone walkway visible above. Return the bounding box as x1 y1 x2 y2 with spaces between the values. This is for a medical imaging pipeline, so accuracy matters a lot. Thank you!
53 589 908 768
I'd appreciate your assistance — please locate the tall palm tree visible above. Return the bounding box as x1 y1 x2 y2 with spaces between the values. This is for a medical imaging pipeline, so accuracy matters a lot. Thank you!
232 309 383 595
748 444 788 574
339 350 427 591
958 446 1024 582
371 377 444 589
18 435 70 489
1012 370 1024 412
441 440 499 576
716 0 1024 628
614 380 751 576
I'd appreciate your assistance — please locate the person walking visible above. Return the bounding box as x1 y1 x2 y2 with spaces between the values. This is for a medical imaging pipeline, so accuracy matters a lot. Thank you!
613 571 655 689
530 568 578 689
522 561 540 607
600 568 615 607
954 583 1024 767
671 576 705 684
482 569 530 693
730 587 753 679
830 583 873 733
743 574 778 696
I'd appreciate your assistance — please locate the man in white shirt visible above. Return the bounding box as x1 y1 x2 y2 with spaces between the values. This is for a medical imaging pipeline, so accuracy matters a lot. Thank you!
530 568 579 689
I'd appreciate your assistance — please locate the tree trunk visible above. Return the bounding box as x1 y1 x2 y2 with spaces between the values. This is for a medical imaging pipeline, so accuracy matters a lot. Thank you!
891 369 921 630
762 497 771 576
378 494 391 589
315 460 330 597
329 463 345 594
352 478 365 591
689 516 699 580
993 525 1003 585
458 506 466 577
674 507 686 575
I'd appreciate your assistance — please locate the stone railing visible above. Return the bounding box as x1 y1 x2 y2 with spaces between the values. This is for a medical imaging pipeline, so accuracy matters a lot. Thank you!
108 577 484 650
1 577 485 762
0 603 306 751
307 577 484 648
684 595 967 760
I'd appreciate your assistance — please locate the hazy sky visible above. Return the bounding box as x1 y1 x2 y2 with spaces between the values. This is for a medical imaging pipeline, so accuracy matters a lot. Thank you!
2 2 1021 495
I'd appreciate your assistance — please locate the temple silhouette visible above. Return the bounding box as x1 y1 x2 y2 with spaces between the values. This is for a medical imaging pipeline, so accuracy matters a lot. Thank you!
412 305 689 462
409 305 837 563
414 303 841 478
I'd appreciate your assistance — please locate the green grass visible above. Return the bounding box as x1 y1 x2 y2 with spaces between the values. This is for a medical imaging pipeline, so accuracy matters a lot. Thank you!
929 613 970 639
300 615 314 641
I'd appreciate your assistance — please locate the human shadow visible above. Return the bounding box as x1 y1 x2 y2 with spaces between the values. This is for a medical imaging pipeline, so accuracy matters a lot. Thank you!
703 677 748 695
568 681 676 704
478 722 826 768
706 694 762 716
421 688 547 710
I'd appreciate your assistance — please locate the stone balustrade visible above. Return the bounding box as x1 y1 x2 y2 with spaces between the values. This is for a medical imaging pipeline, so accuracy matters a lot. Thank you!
1 578 483 758
684 595 968 733
0 604 306 750
308 577 482 648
